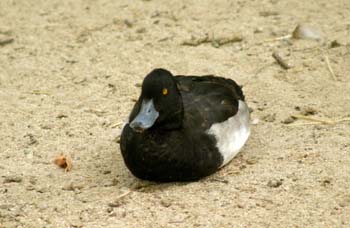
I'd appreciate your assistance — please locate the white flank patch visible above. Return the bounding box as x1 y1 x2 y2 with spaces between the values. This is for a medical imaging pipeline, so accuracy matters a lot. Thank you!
206 100 251 167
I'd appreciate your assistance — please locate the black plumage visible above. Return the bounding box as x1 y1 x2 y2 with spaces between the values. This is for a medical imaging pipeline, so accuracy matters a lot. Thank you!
120 68 246 182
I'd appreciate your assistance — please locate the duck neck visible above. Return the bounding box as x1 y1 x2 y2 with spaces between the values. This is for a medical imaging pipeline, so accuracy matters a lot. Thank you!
158 97 184 130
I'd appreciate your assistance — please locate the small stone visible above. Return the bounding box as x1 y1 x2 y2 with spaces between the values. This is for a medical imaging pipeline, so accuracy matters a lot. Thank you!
0 204 12 210
24 133 38 146
29 176 37 185
26 185 35 191
300 107 317 116
321 178 332 187
103 170 111 175
136 27 146 33
251 118 260 125
3 175 23 183
239 164 247 170
254 27 264 33
246 158 257 165
211 40 220 48
281 116 295 124
151 11 160 18
292 24 321 40
338 195 350 207
160 200 171 208
330 40 341 48
237 203 244 208
0 35 14 46
103 180 119 187
57 114 68 119
40 124 52 130
262 113 276 122
124 19 133 28
62 183 83 191
267 179 283 188
36 187 49 193
109 211 117 217
259 11 279 17
108 201 122 208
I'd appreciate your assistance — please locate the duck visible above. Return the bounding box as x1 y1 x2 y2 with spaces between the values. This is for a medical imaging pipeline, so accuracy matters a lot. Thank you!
120 68 250 182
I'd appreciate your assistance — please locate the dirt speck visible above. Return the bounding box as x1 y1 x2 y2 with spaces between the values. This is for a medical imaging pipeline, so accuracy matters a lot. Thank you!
267 179 283 188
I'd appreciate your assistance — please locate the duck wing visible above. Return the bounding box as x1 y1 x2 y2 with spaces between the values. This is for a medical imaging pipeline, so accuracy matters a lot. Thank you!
175 75 244 130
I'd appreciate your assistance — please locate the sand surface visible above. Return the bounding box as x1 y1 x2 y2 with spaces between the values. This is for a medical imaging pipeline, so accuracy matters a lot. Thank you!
1 0 350 227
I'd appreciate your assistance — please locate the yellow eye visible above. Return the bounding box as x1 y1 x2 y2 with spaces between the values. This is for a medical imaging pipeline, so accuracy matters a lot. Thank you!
162 88 168 95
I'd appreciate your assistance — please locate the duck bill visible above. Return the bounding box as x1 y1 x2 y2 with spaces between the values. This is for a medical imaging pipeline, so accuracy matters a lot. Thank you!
129 99 159 131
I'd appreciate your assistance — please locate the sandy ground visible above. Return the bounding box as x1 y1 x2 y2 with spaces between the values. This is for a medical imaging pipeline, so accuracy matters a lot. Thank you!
1 0 350 227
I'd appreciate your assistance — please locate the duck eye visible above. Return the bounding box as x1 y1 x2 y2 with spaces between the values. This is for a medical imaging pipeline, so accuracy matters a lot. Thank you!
162 88 168 95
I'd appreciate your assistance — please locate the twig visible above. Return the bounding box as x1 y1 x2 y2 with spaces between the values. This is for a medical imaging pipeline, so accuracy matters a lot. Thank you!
335 117 350 123
287 115 350 126
291 114 335 125
208 177 229 184
27 90 50 95
114 182 154 201
286 122 325 127
181 35 209 46
84 109 107 117
272 51 293 70
111 122 123 128
181 34 243 47
254 62 274 77
261 34 292 43
0 35 14 46
287 118 350 127
323 54 337 81
114 189 133 201
211 35 243 47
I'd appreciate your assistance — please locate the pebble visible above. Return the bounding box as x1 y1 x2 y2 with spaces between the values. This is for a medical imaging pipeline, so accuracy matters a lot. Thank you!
267 179 283 188
160 199 172 208
281 116 295 124
259 11 279 17
24 133 38 146
136 27 146 33
57 114 68 119
254 27 264 33
321 177 332 187
246 158 257 165
103 170 111 175
292 24 321 40
36 186 49 193
26 185 35 191
0 34 14 46
330 40 341 48
300 107 317 116
262 113 276 122
108 201 123 208
29 176 37 185
62 183 84 191
338 195 350 207
251 118 260 125
0 204 12 210
124 19 133 28
3 175 23 183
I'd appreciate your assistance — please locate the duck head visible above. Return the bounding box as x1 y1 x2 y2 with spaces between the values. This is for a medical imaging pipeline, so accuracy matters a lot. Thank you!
129 68 184 132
